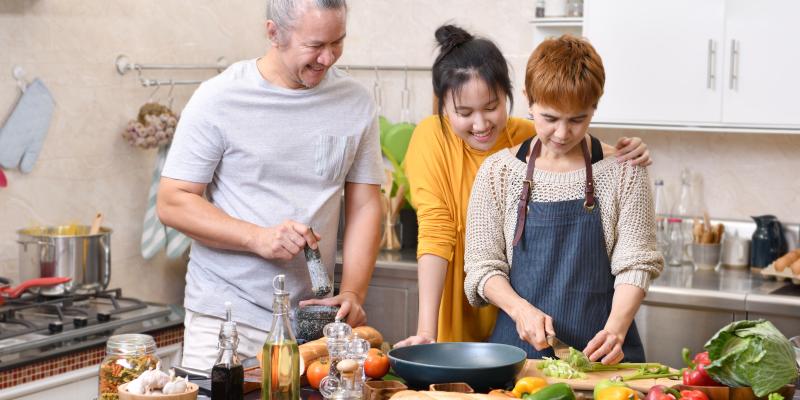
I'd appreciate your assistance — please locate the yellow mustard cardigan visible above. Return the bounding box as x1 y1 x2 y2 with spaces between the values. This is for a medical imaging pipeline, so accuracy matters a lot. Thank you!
403 115 535 342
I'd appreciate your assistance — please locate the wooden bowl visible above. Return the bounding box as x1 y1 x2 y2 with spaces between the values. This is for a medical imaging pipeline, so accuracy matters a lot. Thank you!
672 384 795 400
429 382 475 393
118 382 199 400
363 380 408 400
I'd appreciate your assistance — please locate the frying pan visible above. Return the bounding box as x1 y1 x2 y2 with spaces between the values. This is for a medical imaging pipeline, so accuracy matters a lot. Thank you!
0 276 72 305
387 342 527 392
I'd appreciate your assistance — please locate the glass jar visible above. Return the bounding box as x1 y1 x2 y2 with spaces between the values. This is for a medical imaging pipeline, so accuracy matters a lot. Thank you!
666 218 685 266
98 334 160 400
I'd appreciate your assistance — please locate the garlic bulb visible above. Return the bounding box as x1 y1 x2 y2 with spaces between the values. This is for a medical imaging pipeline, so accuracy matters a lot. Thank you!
125 375 145 394
162 376 188 394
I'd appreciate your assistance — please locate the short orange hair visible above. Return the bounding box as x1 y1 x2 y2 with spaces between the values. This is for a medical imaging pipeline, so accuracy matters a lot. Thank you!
525 34 605 113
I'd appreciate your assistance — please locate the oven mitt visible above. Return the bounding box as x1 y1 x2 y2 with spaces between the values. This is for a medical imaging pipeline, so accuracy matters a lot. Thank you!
141 144 191 259
0 79 54 173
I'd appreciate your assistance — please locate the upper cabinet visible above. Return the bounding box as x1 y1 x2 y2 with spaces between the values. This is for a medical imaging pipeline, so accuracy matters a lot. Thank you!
584 0 800 132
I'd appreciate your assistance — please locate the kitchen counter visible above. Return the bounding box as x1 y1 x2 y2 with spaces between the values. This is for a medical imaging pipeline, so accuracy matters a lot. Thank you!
364 249 800 303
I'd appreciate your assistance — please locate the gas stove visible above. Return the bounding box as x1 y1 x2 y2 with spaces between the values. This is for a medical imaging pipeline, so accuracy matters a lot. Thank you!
0 288 183 370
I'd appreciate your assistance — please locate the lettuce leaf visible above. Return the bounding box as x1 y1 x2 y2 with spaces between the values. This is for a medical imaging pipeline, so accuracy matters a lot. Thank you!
704 320 799 397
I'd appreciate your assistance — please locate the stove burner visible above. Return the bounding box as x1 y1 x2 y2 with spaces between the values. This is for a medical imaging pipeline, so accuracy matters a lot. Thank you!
48 321 63 334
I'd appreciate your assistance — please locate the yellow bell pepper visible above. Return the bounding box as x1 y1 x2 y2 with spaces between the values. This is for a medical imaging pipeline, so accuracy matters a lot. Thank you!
511 377 548 398
596 386 640 400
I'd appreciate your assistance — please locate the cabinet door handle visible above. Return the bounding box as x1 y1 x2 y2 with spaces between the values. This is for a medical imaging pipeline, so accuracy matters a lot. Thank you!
707 39 717 89
729 39 739 90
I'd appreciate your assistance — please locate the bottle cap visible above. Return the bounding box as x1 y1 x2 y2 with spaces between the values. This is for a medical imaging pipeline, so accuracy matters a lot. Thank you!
219 302 239 347
273 274 289 297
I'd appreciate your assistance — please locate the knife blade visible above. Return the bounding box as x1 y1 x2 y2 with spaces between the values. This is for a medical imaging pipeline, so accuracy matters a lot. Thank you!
546 334 572 360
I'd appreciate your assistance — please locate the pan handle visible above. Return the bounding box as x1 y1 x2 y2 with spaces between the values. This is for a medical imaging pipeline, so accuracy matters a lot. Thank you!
101 234 111 289
1 277 72 298
16 239 54 252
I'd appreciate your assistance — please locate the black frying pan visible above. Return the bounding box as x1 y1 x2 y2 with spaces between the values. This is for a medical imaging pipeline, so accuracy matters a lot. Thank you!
387 342 527 392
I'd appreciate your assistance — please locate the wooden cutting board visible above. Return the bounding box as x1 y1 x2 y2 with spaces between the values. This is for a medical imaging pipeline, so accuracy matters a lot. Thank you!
518 359 681 393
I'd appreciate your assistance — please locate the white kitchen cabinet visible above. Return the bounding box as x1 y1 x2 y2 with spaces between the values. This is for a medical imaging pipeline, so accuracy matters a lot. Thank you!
721 0 800 127
583 0 800 131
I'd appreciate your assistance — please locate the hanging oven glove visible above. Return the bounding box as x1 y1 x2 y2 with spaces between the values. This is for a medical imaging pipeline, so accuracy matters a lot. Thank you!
141 144 191 259
141 145 169 259
0 79 55 173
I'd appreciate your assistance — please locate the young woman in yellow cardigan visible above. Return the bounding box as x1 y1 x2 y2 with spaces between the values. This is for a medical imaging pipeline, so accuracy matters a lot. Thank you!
395 25 652 347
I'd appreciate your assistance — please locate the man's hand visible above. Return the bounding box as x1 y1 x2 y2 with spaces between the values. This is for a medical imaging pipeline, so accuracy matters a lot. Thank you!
251 220 321 260
615 137 652 166
299 291 366 327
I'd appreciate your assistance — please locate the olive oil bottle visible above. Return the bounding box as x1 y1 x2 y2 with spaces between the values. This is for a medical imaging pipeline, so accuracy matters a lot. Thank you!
262 275 300 400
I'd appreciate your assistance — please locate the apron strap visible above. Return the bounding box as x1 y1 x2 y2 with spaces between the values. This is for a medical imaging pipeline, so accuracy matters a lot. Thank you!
513 140 541 246
581 138 596 211
512 138 596 246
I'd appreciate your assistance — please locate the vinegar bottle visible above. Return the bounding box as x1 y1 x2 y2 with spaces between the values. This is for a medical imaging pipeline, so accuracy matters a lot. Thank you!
262 275 300 400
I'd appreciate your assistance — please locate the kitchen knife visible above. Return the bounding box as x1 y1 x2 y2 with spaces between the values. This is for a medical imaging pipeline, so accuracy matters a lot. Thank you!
546 335 572 359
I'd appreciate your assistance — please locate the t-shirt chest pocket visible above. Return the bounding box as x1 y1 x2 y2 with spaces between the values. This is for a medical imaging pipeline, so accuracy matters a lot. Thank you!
314 135 356 182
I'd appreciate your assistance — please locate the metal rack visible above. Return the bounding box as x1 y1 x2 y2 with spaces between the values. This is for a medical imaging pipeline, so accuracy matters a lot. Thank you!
335 64 431 72
115 54 228 87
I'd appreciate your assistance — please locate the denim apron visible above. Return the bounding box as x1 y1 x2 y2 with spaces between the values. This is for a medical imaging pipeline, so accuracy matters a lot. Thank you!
488 138 645 362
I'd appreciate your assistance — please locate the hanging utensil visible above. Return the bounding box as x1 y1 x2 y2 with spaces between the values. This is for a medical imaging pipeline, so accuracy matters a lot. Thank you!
400 66 411 123
0 168 6 188
372 66 383 115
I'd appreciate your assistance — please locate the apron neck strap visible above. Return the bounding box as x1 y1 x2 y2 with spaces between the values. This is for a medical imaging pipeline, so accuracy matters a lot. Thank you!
512 138 596 246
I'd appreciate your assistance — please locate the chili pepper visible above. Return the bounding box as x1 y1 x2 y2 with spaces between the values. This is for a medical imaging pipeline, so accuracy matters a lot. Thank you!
522 383 576 400
512 377 548 397
681 348 722 386
644 385 681 400
596 386 640 400
680 389 710 400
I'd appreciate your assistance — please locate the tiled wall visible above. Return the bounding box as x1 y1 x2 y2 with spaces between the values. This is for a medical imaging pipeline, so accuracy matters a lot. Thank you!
1 1 798 305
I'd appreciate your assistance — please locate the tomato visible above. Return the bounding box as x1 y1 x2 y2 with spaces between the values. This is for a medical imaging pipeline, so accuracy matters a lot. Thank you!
364 348 390 379
306 357 329 389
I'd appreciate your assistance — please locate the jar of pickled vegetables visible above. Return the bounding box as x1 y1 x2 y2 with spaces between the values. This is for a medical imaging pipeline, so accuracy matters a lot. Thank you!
98 334 160 400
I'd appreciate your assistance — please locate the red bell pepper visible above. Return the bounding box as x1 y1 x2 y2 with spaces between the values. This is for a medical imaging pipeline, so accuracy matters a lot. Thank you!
644 385 680 400
681 348 722 387
680 389 710 400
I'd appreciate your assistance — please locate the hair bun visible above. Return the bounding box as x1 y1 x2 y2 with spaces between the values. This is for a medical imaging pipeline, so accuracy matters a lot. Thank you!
435 25 473 50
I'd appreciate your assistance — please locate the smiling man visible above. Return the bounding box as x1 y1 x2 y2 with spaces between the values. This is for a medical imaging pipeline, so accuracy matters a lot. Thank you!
157 0 383 371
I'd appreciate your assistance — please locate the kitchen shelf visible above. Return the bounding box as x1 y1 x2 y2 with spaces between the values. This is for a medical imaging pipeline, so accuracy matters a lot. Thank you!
589 121 800 135
529 17 583 27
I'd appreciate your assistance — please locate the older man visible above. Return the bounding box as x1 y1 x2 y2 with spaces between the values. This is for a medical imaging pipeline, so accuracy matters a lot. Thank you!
157 0 383 370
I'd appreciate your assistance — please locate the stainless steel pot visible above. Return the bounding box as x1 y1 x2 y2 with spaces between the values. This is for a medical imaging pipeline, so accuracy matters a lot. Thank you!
17 225 111 295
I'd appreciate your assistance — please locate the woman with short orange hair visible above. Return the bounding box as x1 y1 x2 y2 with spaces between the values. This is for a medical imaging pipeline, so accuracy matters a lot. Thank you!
464 35 663 363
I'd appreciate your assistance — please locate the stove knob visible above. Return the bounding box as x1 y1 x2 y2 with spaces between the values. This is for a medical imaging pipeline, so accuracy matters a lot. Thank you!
49 321 64 334
97 312 111 322
73 316 88 328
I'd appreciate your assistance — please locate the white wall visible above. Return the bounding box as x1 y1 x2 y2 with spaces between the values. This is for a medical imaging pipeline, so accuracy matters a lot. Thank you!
1 0 797 303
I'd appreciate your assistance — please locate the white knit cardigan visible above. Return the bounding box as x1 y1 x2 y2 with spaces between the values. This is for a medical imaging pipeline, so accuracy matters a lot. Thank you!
464 148 664 307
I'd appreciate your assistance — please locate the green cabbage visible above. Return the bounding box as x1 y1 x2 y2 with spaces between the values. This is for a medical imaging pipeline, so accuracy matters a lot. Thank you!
704 320 799 397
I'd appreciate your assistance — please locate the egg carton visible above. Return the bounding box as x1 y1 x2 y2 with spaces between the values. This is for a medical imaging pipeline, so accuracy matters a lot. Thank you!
760 263 800 285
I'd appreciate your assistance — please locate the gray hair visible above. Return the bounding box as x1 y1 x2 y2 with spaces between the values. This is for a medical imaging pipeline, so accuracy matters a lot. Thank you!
267 0 347 44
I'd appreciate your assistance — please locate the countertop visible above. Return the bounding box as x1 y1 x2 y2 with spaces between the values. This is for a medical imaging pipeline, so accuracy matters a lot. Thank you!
360 249 800 314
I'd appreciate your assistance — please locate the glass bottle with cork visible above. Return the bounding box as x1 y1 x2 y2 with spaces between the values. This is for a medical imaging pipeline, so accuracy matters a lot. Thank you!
262 274 300 400
211 301 243 400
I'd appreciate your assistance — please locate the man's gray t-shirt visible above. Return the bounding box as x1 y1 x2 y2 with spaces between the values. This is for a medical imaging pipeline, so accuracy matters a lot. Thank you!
161 59 383 330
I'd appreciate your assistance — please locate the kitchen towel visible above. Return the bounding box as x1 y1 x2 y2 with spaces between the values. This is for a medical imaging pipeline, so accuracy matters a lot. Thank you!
141 144 191 259
0 79 54 173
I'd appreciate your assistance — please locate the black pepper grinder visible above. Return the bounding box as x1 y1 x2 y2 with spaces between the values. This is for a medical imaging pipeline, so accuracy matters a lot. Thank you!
304 228 332 297
211 301 244 400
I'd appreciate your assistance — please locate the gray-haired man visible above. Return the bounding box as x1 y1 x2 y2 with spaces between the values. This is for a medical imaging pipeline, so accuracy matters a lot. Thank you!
158 0 383 370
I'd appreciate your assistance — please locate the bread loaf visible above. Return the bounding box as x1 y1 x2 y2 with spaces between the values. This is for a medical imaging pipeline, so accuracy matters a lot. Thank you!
774 250 800 272
256 325 384 374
